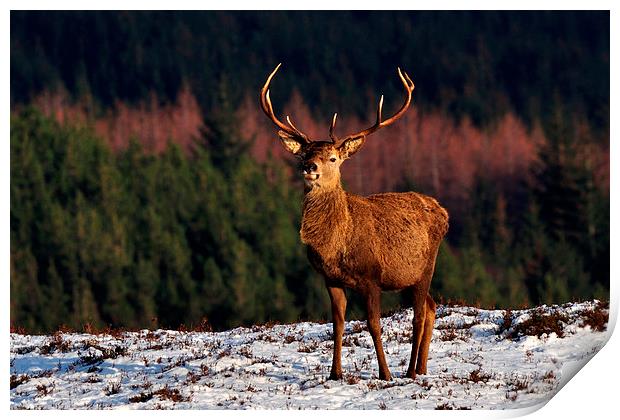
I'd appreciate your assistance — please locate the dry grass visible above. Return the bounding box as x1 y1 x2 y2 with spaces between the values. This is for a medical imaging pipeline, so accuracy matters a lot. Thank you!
469 368 492 383
344 373 361 385
349 323 366 333
185 371 201 384
129 386 189 404
79 344 128 365
129 392 154 403
84 375 102 383
297 341 319 353
36 384 53 396
104 382 121 396
509 376 531 392
542 370 556 383
579 302 608 332
438 326 471 342
342 335 362 347
39 332 71 354
435 401 472 410
238 346 253 358
10 374 30 389
498 309 514 335
508 309 568 339
153 385 189 402
14 345 37 355
177 317 213 333
216 348 232 359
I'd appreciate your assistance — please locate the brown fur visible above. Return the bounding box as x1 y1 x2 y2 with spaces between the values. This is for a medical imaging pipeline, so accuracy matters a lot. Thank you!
261 65 447 381
281 139 448 381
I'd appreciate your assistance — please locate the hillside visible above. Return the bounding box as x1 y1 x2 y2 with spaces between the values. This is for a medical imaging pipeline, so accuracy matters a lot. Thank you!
10 301 609 410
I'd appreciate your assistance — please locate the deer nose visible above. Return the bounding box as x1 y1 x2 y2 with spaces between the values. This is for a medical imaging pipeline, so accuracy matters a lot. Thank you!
303 162 318 173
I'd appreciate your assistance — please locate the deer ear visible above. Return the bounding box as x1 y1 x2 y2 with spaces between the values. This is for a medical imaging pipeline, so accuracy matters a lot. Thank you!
338 135 366 159
278 131 303 155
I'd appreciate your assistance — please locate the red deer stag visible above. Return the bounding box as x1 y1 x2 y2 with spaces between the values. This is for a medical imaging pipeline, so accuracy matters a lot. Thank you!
260 64 449 381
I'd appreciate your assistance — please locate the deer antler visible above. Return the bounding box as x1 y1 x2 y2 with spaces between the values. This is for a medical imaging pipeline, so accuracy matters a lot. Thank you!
337 68 414 143
260 63 309 142
329 113 338 142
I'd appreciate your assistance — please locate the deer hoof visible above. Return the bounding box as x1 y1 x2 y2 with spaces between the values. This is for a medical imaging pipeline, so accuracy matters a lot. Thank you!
405 369 417 380
379 370 392 381
329 371 342 381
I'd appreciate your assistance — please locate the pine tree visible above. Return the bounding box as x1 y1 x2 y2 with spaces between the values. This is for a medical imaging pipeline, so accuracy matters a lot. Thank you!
45 261 70 329
199 80 250 173
527 106 606 303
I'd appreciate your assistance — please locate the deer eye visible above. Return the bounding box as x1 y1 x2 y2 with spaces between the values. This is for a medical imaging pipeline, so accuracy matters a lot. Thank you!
329 157 337 163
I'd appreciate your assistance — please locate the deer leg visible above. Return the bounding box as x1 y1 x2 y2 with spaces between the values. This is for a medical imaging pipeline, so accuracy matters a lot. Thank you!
415 293 436 375
327 286 347 380
366 288 392 381
406 286 427 379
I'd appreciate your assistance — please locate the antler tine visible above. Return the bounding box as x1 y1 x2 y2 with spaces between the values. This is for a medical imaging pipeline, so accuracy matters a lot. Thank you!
329 113 338 142
400 68 415 90
260 64 309 142
285 115 306 138
266 89 302 137
376 95 384 126
259 64 281 116
342 68 415 141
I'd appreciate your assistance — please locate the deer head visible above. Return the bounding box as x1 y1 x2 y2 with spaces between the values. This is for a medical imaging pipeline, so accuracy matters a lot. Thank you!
260 64 415 191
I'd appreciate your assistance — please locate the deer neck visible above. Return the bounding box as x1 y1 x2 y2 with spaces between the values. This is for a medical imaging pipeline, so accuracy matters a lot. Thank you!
300 185 352 259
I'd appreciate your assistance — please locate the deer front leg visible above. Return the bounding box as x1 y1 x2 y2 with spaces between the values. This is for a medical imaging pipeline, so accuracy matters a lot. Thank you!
366 288 392 381
327 286 347 380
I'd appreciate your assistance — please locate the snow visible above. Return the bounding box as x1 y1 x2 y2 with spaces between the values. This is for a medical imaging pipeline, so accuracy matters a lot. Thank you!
10 301 610 410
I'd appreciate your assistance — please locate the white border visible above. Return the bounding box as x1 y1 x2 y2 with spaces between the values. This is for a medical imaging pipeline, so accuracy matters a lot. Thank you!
3 4 616 419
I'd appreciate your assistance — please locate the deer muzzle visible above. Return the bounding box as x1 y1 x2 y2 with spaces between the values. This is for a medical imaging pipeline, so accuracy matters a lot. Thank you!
302 161 320 185
303 166 320 187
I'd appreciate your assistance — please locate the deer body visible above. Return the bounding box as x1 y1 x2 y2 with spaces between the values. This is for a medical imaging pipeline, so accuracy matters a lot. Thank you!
302 188 447 292
260 65 448 381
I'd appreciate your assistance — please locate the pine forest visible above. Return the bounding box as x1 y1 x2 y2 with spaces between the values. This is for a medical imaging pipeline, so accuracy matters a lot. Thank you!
10 11 609 333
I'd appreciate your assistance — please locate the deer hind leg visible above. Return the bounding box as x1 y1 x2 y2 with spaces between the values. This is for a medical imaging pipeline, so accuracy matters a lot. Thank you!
406 286 428 379
365 287 392 380
415 293 436 375
327 286 347 380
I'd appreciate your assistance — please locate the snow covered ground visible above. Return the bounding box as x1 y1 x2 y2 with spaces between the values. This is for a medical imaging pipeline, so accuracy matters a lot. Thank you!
10 301 610 410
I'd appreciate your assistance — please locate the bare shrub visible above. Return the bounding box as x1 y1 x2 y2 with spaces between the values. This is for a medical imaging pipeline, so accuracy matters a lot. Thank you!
342 336 361 347
129 392 154 403
497 309 514 335
36 384 53 396
104 382 122 396
297 342 318 353
469 368 492 383
153 385 188 402
344 374 360 385
579 302 608 332
40 332 71 354
10 374 30 389
508 309 568 339
85 375 101 383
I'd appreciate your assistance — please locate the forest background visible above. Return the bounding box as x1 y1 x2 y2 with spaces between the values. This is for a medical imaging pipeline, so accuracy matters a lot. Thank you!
10 11 610 333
